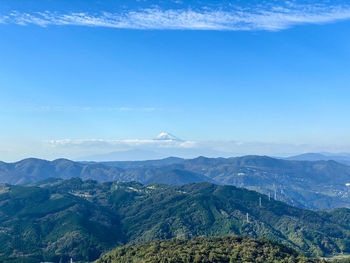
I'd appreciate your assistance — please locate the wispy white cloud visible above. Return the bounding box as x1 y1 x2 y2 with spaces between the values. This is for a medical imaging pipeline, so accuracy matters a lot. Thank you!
1 3 350 31
2 135 350 162
47 136 350 158
30 106 158 112
48 137 195 150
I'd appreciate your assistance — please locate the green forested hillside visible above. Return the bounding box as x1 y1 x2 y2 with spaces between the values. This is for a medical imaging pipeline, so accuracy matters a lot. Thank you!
96 236 322 263
1 179 350 262
112 182 350 257
0 180 124 262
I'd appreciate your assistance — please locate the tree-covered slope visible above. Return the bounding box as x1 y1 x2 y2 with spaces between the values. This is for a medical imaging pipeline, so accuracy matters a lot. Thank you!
112 182 350 257
0 180 124 263
2 179 350 262
96 236 322 263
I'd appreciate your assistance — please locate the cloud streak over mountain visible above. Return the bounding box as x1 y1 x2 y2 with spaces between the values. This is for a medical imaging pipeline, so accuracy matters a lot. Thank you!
48 138 195 149
1 3 350 31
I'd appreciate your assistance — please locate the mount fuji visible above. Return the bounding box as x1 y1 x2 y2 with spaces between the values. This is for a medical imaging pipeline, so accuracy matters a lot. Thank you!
154 132 183 141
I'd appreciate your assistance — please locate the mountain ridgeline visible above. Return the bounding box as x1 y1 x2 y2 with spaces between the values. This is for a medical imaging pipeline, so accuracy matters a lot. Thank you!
1 179 350 262
1 156 350 209
287 153 350 166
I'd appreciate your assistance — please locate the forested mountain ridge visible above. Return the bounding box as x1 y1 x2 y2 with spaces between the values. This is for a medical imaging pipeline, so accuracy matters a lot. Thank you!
1 179 350 262
1 156 350 209
0 158 212 186
169 155 350 209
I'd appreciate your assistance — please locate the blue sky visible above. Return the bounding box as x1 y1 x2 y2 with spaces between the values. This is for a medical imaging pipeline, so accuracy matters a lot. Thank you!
1 0 350 161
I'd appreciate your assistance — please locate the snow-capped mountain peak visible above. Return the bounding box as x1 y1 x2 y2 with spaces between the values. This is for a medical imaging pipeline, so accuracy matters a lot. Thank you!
154 132 182 141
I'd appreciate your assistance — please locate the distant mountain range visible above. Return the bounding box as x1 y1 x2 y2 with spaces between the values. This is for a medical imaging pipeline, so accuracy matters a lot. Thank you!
0 157 212 186
2 155 350 209
286 153 350 166
1 179 350 262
